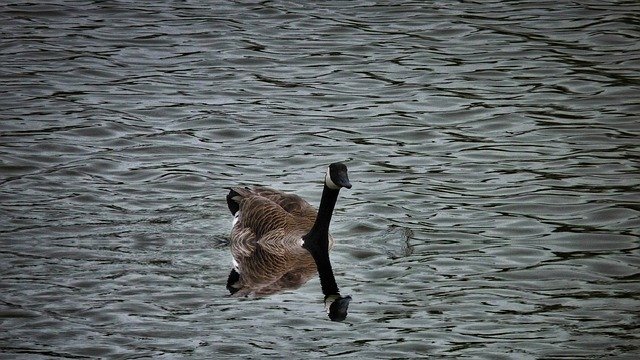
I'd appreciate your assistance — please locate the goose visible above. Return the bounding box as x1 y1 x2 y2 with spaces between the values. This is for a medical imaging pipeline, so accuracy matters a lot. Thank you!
225 162 352 321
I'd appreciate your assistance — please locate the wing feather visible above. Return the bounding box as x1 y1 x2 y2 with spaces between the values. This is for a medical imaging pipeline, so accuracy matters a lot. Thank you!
250 186 317 225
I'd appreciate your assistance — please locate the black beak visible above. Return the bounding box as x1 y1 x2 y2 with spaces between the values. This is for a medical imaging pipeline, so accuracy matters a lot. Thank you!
335 170 352 189
328 295 352 322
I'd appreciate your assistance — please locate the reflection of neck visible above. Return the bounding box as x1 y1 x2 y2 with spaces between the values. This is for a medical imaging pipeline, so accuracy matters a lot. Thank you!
303 184 341 296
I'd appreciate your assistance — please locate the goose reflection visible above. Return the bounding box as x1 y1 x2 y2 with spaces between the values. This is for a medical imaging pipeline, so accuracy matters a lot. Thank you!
225 163 352 321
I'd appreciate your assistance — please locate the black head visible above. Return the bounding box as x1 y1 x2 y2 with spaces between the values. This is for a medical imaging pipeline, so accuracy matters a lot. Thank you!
325 294 352 322
325 162 352 190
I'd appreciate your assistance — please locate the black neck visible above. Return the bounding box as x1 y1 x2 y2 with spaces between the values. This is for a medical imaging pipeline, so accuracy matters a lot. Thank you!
303 184 341 296
308 184 339 239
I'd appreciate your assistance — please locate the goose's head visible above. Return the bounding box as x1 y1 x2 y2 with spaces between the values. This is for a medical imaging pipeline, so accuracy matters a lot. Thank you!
325 294 352 322
325 162 352 190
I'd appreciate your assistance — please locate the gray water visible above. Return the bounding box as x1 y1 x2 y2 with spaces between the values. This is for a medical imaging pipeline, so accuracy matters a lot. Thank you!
1 1 639 358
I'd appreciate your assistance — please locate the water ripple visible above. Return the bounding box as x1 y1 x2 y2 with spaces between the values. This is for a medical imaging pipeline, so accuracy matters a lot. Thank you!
2 0 639 358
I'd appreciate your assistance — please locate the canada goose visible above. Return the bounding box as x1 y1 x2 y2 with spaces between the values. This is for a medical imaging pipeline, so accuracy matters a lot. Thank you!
225 163 352 321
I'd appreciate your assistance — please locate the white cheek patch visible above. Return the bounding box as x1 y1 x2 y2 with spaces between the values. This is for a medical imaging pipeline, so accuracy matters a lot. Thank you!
325 167 340 189
232 257 240 272
324 294 339 313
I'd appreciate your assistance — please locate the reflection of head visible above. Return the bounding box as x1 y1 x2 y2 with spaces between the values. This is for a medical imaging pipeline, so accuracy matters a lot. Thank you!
325 294 352 322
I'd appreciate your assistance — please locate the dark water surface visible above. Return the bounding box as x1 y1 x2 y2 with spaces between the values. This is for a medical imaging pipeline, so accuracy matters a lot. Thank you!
2 1 639 358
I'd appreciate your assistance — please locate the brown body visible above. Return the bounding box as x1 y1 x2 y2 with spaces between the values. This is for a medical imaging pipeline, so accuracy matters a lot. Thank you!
227 186 335 296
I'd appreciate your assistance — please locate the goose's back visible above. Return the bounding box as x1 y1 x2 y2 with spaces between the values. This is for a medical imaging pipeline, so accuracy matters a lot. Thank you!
249 186 317 225
228 186 316 233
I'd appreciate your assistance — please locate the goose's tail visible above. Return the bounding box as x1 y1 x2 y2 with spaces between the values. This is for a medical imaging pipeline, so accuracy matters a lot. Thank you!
226 187 253 215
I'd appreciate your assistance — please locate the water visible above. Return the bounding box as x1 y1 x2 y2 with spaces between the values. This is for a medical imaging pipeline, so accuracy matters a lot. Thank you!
1 1 639 358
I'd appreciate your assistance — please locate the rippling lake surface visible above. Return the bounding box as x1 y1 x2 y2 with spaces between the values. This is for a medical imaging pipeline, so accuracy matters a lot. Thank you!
1 1 639 358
